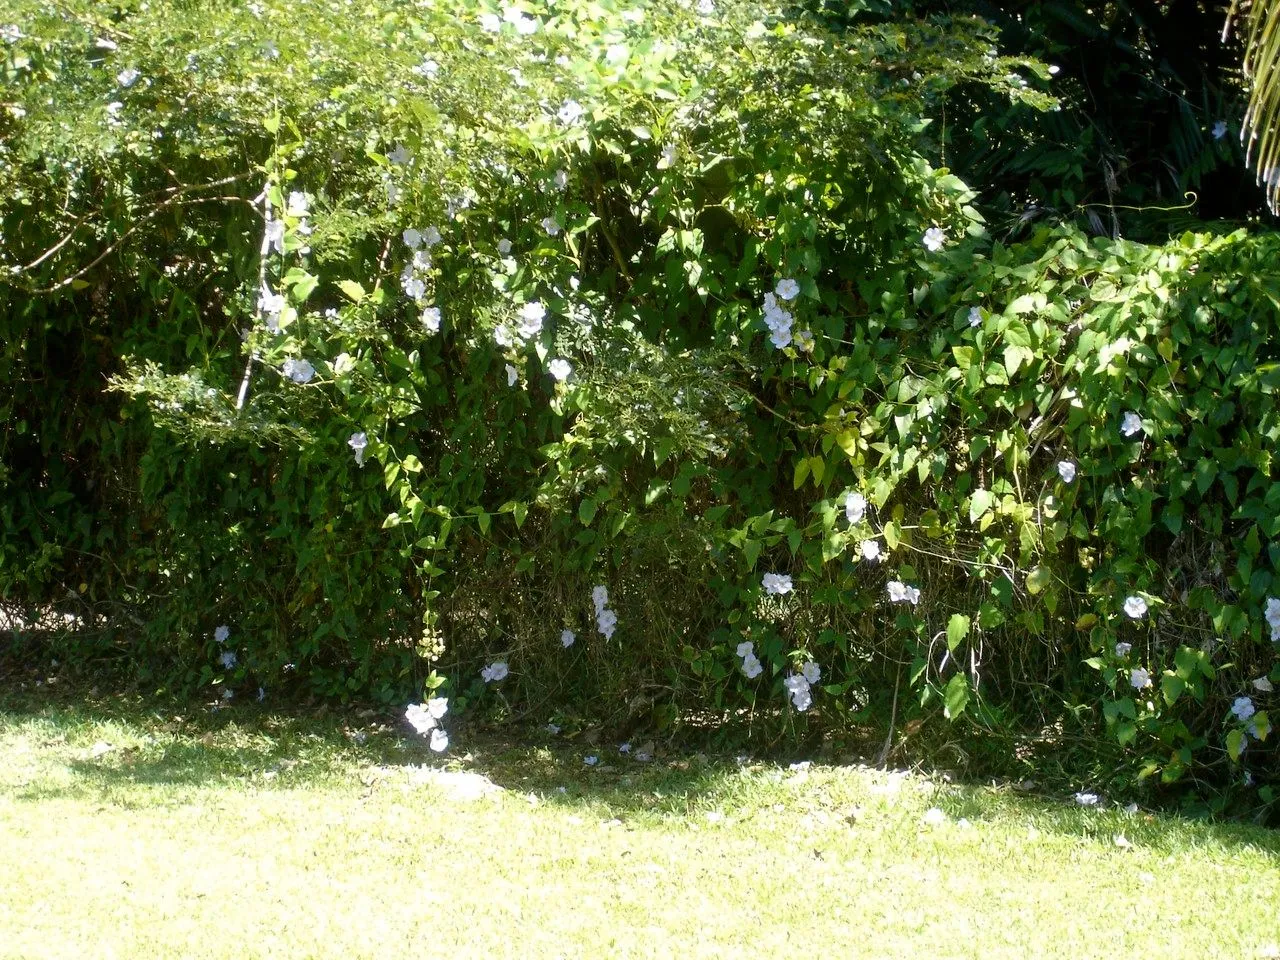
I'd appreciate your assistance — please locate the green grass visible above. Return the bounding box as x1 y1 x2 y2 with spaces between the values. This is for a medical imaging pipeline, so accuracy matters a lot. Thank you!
1 696 1278 960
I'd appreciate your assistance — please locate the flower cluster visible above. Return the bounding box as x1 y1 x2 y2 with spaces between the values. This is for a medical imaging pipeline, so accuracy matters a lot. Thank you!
784 661 820 711
762 573 793 596
761 278 799 349
481 661 509 683
400 225 441 306
735 640 763 679
886 580 921 605
593 585 617 639
495 301 546 349
405 697 449 752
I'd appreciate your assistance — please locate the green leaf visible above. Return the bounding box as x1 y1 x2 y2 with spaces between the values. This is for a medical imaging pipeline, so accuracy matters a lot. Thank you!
969 489 993 523
793 457 811 490
578 499 598 527
1161 674 1185 705
1025 565 1050 594
943 673 971 720
337 280 366 303
946 613 970 652
1226 729 1245 762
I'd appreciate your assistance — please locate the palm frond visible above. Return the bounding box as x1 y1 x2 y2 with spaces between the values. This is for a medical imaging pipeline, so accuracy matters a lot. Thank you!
1228 0 1280 212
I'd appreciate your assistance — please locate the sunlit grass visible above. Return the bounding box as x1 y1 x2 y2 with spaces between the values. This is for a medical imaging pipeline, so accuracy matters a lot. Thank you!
1 698 1277 959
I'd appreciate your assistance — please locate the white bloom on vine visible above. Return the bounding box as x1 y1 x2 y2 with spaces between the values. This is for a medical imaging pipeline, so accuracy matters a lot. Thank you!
921 807 946 826
282 358 315 384
1074 792 1100 806
736 641 755 658
505 363 518 386
741 653 763 679
1 25 23 42
801 661 821 685
1121 411 1143 437
548 358 572 382
220 650 237 670
497 238 512 255
1212 120 1228 140
117 68 140 88
553 169 569 191
494 324 515 348
1265 596 1280 631
348 431 368 466
332 352 353 375
420 306 441 334
426 697 448 720
887 581 920 605
584 754 599 766
596 608 618 639
1057 460 1077 483
265 219 286 254
388 143 412 166
845 491 867 524
257 289 284 326
794 329 815 352
968 306 982 327
517 301 546 338
214 625 230 645
413 57 440 79
762 573 793 596
592 585 609 611
430 728 449 752
860 539 881 562
561 629 575 648
405 702 438 735
1115 642 1132 658
775 278 800 301
402 275 426 302
286 192 309 217
479 12 501 31
385 180 402 205
1231 696 1256 722
768 326 793 349
1129 667 1151 690
1123 595 1148 619
696 0 715 14
481 661 509 683
658 142 678 169
922 227 946 252
783 674 812 711
403 227 423 249
541 216 561 237
422 225 442 248
105 101 124 124
557 99 586 125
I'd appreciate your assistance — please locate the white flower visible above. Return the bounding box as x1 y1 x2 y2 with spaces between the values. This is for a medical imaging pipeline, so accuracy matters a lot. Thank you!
422 226 442 248
619 742 632 754
479 12 501 31
413 58 439 79
546 723 561 735
1074 792 1100 806
117 68 140 88
481 661 509 683
1129 667 1151 690
922 227 946 252
105 101 125 123
282 358 315 383
968 306 982 328
553 169 569 191
921 807 946 826
1057 460 1077 483
887 581 921 605
285 192 309 217
388 143 412 166
265 219 286 254
1123 595 1148 619
1231 696 1256 722
1115 642 1132 658
561 629 575 648
735 641 755 658
220 650 237 670
497 238 513 255
541 216 561 237
1265 597 1280 630
592 585 609 611
348 431 369 466
801 661 821 685
1121 411 1143 437
768 326 793 349
845 491 867 524
517 301 546 338
403 227 423 249
584 755 599 766
402 275 426 301
741 654 763 679
421 306 441 334
783 674 812 711
429 728 449 752
775 278 800 301
505 363 518 387
793 329 815 352
1212 120 1228 140
696 0 715 14
860 539 881 562
762 573 794 596
596 608 618 639
658 142 678 169
513 14 537 35
214 625 230 644
557 99 586 125
548 358 572 382
1253 676 1274 693
1 25 23 42
405 703 438 735
494 324 515 348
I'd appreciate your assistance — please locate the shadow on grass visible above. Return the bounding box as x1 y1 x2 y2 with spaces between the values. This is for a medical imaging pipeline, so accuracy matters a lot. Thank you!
3 686 1279 861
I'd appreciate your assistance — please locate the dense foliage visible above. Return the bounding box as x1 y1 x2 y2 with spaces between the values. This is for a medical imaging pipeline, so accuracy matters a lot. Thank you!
2 0 1276 817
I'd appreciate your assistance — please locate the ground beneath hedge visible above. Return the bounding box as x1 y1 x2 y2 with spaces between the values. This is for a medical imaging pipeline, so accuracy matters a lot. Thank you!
1 699 1277 960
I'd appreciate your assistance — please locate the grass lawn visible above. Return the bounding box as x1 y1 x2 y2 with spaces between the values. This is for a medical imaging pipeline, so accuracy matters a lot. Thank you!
1 696 1277 960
